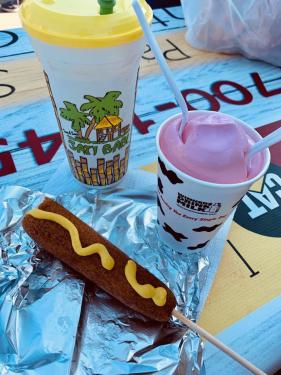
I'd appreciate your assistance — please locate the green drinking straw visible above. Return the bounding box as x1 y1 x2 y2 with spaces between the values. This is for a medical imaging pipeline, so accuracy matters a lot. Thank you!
98 0 116 15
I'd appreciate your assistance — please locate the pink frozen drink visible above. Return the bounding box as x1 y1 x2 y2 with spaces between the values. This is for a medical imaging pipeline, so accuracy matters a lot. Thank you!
160 111 264 184
156 111 270 252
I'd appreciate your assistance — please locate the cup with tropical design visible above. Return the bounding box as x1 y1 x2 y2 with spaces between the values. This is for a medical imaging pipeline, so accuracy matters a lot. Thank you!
20 0 152 188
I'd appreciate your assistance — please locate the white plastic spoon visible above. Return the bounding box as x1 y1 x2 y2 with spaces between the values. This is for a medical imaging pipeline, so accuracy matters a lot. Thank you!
132 0 188 138
248 126 281 159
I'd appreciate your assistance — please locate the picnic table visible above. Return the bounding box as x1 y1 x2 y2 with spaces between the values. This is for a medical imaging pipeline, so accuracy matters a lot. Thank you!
0 1 281 374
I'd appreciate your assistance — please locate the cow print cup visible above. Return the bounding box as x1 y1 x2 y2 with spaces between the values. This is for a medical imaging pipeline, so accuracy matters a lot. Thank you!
156 111 270 253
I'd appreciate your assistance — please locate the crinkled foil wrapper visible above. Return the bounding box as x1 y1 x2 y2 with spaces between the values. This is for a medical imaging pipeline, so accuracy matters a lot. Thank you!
0 185 208 375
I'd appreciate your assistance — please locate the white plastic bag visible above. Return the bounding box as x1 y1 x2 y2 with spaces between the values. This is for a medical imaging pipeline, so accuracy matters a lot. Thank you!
181 0 281 66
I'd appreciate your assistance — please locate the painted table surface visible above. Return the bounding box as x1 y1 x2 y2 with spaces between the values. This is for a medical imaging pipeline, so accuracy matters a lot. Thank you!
0 4 281 375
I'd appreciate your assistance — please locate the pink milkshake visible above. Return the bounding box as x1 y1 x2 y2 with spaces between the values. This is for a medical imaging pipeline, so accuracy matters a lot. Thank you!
160 111 264 184
156 111 270 252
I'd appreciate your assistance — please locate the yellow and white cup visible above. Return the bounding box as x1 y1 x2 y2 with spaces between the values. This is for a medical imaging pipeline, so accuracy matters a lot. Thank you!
20 0 152 188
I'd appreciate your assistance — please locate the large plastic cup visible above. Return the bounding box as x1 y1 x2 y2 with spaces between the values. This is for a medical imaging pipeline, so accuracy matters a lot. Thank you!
20 0 152 188
156 111 271 253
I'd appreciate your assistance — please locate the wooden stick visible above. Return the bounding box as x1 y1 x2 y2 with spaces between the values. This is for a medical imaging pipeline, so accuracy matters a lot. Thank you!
172 310 267 375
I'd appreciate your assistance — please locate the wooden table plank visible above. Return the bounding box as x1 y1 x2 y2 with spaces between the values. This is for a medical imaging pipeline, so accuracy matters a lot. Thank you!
0 28 33 59
0 56 47 107
0 29 229 108
0 12 21 30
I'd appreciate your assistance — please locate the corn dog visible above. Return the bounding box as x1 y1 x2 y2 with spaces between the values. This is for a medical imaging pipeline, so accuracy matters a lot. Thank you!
22 198 176 322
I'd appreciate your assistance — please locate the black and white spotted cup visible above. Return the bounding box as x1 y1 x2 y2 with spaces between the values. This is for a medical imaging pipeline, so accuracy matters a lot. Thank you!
156 111 271 253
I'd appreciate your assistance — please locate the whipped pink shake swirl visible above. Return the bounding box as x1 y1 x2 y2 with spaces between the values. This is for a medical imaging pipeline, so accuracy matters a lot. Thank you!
159 112 264 184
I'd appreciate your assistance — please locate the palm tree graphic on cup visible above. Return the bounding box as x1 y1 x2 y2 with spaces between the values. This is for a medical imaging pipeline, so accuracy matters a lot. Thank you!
60 102 90 139
60 91 123 141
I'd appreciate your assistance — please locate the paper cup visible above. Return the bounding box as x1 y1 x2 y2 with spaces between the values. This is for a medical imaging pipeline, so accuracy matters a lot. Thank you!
156 111 271 253
31 38 144 189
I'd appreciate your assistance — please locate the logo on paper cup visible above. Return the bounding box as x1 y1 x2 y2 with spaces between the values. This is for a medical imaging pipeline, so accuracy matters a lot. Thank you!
44 70 131 187
177 192 221 215
58 91 130 187
157 157 226 251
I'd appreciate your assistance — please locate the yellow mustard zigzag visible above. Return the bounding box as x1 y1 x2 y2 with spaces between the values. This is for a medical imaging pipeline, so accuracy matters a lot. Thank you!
125 260 167 306
28 208 115 270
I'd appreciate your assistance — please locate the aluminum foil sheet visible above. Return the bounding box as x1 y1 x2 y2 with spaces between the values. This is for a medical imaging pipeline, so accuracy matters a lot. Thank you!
0 185 208 375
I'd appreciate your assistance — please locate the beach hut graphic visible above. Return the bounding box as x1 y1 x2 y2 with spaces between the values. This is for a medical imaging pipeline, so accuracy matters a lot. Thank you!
95 115 122 142
59 91 127 142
